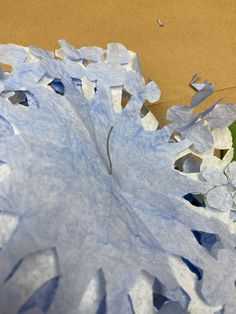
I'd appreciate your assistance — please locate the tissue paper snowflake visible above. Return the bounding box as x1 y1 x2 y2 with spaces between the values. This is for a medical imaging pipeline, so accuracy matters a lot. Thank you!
0 41 236 314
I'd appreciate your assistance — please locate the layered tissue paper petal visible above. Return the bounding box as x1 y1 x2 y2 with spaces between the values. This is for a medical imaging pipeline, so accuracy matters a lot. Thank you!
0 40 235 314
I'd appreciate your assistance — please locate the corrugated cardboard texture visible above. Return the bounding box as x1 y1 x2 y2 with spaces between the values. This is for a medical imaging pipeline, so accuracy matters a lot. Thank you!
0 0 236 120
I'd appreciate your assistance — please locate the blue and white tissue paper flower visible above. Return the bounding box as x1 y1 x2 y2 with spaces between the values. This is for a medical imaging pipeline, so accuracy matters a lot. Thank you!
0 40 236 314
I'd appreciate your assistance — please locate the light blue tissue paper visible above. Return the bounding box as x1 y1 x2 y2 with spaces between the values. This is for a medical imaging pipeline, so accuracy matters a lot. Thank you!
0 41 235 314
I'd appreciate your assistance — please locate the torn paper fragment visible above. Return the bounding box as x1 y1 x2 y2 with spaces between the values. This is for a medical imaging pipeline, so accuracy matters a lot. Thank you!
207 104 236 128
201 166 228 186
212 127 232 149
190 82 214 107
86 63 126 86
190 73 209 91
183 121 214 153
206 185 233 211
29 46 54 60
57 39 80 60
124 71 160 103
107 43 130 64
140 80 161 103
166 105 194 127
77 46 104 62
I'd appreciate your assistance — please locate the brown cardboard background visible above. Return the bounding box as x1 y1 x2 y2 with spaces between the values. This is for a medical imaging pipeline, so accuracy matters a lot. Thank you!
0 0 236 120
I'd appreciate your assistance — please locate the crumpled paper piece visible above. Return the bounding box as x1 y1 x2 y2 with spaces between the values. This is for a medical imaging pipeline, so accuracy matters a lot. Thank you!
0 40 235 314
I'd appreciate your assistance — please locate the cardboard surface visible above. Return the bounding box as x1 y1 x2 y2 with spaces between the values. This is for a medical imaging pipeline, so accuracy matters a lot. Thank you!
0 0 236 119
